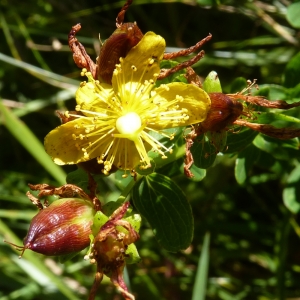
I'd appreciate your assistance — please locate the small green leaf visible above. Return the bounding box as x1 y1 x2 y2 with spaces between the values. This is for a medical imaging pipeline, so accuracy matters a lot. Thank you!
91 211 108 236
230 77 248 93
132 173 193 252
203 71 222 93
283 164 300 214
191 135 217 169
235 145 260 185
188 164 207 182
256 84 288 100
287 2 300 29
207 130 227 152
125 243 141 264
124 214 142 233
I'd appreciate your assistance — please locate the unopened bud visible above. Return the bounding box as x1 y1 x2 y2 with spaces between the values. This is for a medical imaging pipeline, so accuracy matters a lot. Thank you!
23 198 95 256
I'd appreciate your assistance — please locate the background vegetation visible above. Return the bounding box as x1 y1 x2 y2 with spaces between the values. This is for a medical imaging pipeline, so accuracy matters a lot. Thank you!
1 0 300 299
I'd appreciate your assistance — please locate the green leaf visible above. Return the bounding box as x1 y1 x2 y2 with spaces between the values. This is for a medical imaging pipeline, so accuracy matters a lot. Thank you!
256 84 288 100
226 128 258 153
132 173 193 252
124 214 142 233
0 100 66 184
284 51 300 88
283 164 300 214
235 145 260 185
207 130 227 152
159 158 184 178
253 134 299 160
192 232 210 300
66 168 89 193
203 71 222 93
287 2 300 29
91 211 108 237
188 164 207 182
254 112 300 127
125 243 141 264
230 77 247 93
191 135 217 169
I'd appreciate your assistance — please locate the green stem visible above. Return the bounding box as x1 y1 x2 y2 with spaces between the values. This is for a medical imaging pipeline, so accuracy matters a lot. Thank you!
117 176 140 203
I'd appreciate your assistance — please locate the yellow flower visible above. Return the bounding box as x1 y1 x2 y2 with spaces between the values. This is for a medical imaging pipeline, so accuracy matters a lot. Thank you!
45 32 210 176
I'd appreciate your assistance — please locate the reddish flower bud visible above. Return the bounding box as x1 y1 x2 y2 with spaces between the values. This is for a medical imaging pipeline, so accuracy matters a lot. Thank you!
23 198 95 256
97 22 143 84
198 92 243 133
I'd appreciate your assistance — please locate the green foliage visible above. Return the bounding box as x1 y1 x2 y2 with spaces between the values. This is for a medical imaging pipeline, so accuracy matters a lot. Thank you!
203 70 223 93
287 2 300 29
132 173 193 252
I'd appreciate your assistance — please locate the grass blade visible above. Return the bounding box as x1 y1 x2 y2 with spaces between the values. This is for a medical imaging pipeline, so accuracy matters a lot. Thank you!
0 100 66 184
192 232 210 300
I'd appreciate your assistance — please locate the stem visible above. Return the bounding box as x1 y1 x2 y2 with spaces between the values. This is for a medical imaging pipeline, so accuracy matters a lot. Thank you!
117 176 140 204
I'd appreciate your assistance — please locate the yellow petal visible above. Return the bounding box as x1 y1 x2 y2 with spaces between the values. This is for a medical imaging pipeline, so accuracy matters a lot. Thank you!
113 139 144 171
112 32 165 92
76 73 113 112
44 118 111 165
151 82 211 128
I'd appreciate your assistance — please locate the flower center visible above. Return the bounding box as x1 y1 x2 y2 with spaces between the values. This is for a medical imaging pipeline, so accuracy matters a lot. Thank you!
116 112 142 140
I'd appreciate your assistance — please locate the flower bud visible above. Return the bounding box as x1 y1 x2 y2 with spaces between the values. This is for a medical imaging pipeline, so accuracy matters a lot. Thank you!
23 198 95 256
199 92 243 133
97 22 143 84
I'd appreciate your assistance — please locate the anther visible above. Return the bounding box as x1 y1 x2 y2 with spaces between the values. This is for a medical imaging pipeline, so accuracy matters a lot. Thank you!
148 58 154 65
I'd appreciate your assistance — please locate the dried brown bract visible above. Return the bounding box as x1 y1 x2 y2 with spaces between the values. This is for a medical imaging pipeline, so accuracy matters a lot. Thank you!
87 202 139 300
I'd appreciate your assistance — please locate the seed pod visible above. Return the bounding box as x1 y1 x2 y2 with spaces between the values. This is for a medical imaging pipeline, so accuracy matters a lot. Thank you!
23 198 95 256
198 92 244 134
98 22 143 84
